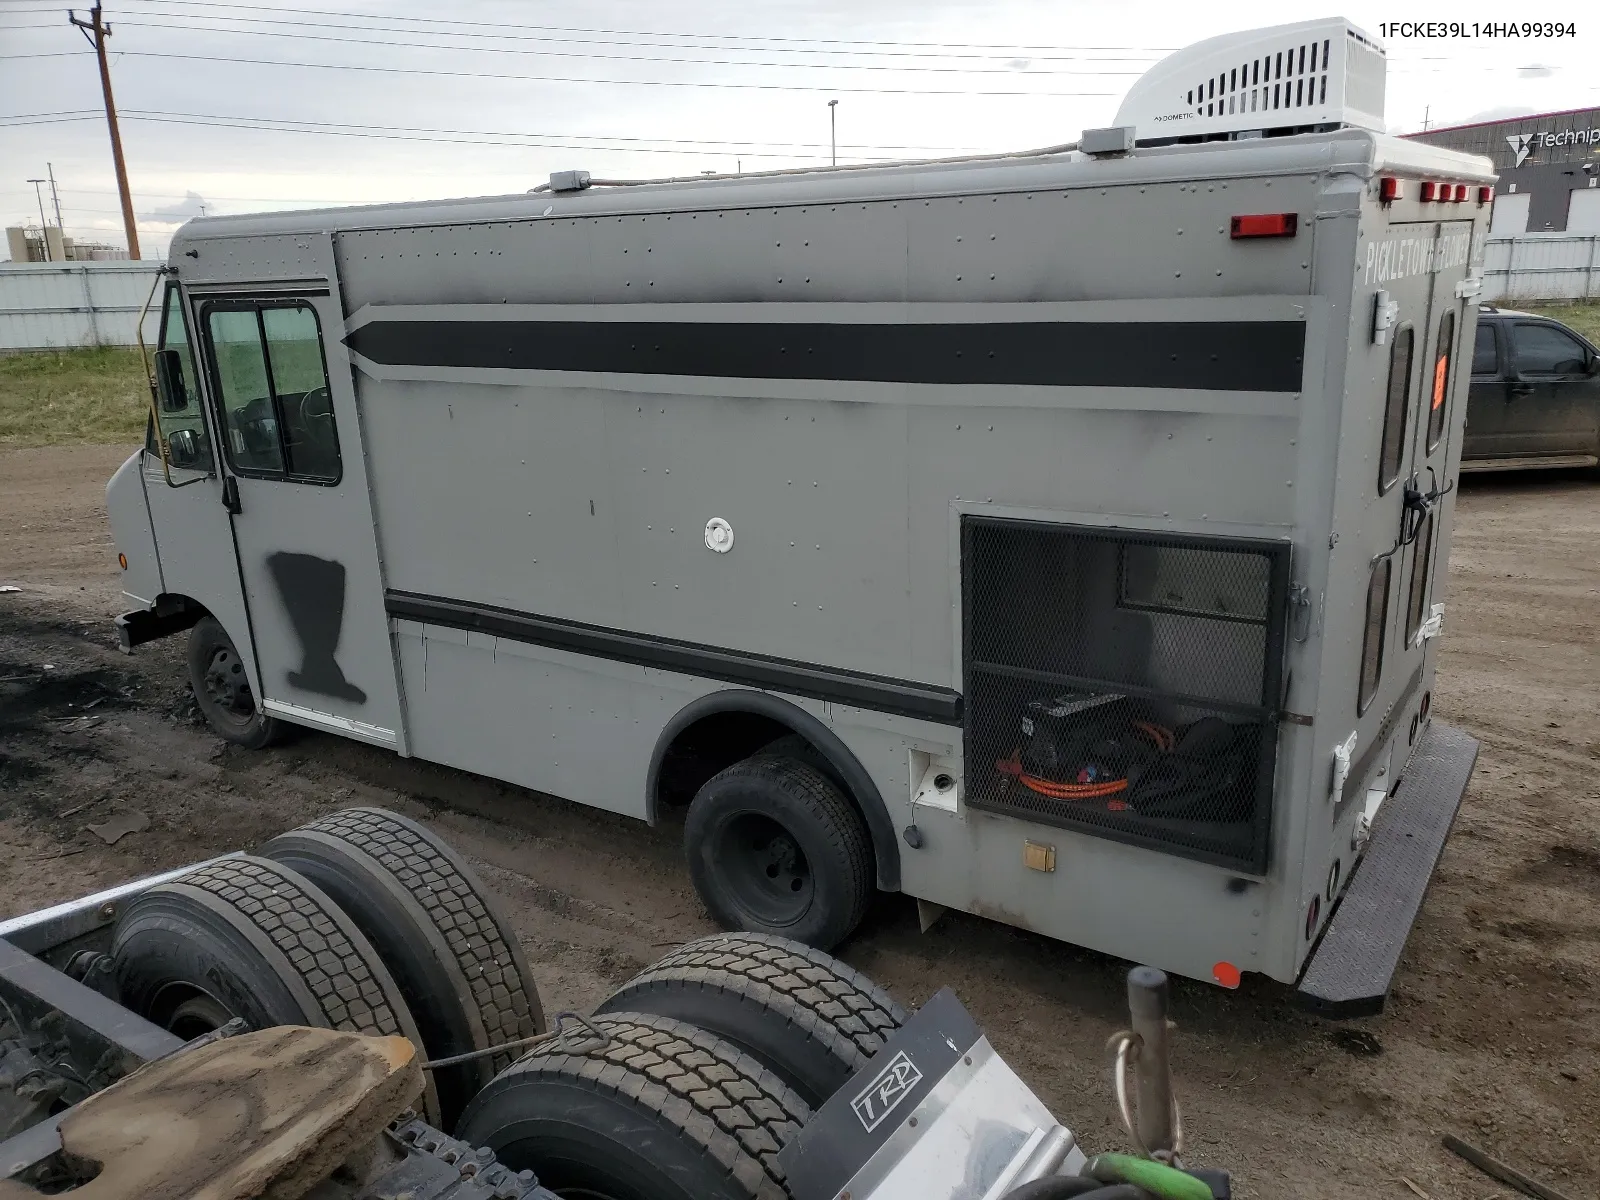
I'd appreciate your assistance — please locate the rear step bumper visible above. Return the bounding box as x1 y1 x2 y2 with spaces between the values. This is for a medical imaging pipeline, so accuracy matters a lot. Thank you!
1459 453 1597 473
1294 720 1480 1018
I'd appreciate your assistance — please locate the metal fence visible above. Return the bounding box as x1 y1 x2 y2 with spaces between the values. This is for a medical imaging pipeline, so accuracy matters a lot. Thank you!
0 261 161 352
1481 233 1600 303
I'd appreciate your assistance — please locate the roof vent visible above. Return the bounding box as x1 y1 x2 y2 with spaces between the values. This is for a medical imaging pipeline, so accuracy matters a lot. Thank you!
1113 17 1385 146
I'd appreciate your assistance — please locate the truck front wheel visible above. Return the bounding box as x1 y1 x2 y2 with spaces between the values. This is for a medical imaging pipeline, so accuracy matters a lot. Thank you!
187 616 280 749
685 755 872 950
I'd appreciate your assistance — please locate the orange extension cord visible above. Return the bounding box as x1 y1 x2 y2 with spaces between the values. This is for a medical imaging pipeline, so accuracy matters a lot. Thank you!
996 720 1174 803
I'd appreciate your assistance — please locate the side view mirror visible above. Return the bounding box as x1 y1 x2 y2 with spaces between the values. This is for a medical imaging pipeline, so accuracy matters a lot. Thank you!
167 427 202 468
154 349 188 413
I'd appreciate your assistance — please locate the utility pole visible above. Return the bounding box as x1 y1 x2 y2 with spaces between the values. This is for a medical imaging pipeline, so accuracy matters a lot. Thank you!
69 3 141 259
26 179 52 260
1422 105 1431 132
47 163 65 231
828 99 838 166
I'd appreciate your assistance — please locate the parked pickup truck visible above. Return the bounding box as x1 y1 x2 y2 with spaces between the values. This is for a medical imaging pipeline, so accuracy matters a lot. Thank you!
1464 305 1600 472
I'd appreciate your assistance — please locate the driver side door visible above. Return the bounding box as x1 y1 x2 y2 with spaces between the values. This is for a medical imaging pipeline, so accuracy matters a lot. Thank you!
1500 320 1600 456
197 289 405 749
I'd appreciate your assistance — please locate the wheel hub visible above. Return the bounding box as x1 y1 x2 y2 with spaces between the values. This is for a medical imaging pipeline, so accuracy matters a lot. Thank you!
203 648 254 720
717 813 815 927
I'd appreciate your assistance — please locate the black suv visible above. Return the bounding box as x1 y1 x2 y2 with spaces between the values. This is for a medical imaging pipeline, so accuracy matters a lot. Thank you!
1464 306 1600 471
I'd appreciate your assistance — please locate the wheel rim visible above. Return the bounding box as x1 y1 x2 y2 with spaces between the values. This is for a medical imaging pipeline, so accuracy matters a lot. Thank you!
202 646 255 728
713 811 815 927
160 989 236 1040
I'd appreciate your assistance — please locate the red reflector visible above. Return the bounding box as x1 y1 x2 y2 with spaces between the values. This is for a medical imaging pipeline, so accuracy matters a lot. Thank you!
1213 962 1242 989
1420 181 1439 201
1478 186 1493 204
1230 212 1297 239
1379 176 1401 202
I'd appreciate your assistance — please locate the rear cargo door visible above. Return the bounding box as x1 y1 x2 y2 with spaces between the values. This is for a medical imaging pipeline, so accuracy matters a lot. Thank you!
1392 221 1473 700
196 286 404 749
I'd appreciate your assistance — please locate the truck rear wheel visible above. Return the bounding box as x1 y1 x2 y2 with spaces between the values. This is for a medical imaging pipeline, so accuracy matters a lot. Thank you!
596 931 906 1106
685 755 872 950
455 1012 807 1200
109 853 440 1123
187 616 280 749
261 806 546 1130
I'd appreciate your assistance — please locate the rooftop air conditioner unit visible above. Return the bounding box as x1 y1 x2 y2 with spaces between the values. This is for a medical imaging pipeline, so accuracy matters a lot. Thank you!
1113 16 1385 146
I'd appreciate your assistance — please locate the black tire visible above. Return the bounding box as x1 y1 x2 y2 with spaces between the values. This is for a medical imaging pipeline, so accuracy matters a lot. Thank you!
261 806 546 1130
596 932 905 1107
685 755 872 950
456 1012 808 1200
187 616 280 749
110 854 440 1123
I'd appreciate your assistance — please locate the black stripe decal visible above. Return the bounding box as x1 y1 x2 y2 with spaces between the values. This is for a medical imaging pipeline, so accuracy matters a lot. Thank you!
348 319 1305 392
387 591 963 725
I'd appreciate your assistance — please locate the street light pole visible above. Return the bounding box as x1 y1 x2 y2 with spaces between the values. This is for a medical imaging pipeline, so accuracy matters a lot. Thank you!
26 178 51 261
828 99 838 166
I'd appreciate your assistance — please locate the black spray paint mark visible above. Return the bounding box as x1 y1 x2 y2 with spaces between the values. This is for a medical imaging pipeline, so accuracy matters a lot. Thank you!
266 552 367 704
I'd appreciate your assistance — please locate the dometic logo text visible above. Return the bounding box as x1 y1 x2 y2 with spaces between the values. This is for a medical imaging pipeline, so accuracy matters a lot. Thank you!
850 1050 923 1133
1152 112 1196 123
1363 229 1472 286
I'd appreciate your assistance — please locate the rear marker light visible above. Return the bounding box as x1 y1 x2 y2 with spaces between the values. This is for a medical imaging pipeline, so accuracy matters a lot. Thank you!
1305 894 1322 940
1230 212 1297 239
1213 961 1242 989
1420 181 1439 202
1379 177 1401 202
1478 186 1493 204
1453 184 1468 202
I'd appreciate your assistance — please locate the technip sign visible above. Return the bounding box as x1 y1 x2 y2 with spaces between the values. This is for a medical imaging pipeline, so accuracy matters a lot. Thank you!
1506 126 1600 167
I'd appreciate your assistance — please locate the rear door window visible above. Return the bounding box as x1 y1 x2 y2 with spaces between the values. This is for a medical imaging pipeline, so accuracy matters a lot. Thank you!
1378 325 1414 492
1358 558 1392 714
1427 310 1456 451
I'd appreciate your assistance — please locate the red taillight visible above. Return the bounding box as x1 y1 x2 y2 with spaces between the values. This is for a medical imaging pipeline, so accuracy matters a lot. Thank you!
1380 176 1401 202
1230 212 1297 239
1420 181 1439 202
1478 186 1493 204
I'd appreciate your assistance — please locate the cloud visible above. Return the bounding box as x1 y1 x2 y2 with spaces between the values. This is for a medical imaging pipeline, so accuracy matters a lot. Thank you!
144 191 209 222
1449 105 1538 126
1516 64 1556 79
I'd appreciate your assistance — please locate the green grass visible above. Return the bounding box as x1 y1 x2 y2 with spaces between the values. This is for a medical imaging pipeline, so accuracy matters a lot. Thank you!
1509 299 1600 345
0 346 149 447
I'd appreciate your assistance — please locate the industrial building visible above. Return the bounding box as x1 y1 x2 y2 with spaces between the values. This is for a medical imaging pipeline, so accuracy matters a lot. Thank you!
1406 106 1600 234
5 225 129 262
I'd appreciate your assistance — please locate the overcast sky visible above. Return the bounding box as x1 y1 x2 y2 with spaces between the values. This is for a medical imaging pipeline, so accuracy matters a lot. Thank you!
1 0 1595 258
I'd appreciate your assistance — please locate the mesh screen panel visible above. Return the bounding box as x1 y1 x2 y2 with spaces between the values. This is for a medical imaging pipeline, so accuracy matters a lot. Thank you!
962 518 1289 873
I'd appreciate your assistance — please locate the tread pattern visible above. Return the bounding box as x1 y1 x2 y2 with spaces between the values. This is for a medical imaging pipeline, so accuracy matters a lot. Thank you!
289 807 543 1070
174 856 410 1036
481 1013 807 1200
708 756 874 941
604 931 905 1069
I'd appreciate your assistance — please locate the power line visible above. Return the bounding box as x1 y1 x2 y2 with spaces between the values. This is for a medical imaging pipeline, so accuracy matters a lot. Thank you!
57 17 1151 74
0 49 1123 95
0 108 980 154
104 0 1179 55
0 7 1169 64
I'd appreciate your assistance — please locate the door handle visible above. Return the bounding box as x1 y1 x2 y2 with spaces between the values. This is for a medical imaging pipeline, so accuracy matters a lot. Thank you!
221 475 242 514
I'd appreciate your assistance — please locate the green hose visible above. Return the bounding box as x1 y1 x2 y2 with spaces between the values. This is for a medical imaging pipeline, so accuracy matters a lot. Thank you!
1082 1154 1215 1200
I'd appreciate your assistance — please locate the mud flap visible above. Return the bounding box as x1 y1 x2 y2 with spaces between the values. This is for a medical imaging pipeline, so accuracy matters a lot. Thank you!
1295 720 1480 1018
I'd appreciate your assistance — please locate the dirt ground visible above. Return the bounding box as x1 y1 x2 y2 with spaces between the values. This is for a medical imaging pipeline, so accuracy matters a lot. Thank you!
2 442 1596 1200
